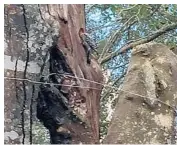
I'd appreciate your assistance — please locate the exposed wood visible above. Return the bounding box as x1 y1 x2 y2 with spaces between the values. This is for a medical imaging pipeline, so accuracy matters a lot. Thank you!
4 4 103 144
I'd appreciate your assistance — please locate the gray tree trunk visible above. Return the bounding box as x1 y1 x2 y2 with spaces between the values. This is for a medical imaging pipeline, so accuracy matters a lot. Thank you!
103 43 177 144
4 4 103 144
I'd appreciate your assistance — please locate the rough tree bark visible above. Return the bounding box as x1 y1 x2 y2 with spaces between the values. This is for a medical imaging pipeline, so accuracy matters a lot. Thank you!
103 42 177 144
4 4 103 144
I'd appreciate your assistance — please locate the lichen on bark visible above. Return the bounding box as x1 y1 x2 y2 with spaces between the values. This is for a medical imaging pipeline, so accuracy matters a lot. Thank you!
104 43 177 144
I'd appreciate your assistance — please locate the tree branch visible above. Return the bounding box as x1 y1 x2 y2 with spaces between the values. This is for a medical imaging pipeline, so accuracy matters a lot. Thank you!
100 22 177 64
98 5 142 62
86 4 97 13
98 18 137 62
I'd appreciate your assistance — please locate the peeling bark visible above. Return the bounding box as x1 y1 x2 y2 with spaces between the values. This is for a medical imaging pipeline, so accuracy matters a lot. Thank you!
4 4 103 144
103 43 177 144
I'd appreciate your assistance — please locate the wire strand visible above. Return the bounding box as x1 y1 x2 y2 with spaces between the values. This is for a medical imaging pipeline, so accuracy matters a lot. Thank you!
4 76 176 111
42 73 104 86
4 76 102 90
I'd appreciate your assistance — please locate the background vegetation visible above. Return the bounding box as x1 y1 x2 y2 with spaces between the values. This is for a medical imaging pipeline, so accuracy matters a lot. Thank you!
85 4 177 140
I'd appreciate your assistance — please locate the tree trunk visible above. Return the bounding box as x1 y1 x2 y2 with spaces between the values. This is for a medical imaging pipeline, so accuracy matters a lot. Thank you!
103 43 177 144
4 4 103 144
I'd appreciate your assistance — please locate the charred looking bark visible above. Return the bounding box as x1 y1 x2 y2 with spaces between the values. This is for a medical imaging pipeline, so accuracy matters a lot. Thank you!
37 77 71 144
49 41 72 90
36 44 82 144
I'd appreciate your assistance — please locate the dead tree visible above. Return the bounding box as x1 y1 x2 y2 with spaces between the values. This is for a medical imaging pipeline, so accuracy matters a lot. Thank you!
4 4 103 144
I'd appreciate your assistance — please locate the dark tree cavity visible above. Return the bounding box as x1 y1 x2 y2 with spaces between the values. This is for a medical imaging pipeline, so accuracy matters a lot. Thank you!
37 45 83 144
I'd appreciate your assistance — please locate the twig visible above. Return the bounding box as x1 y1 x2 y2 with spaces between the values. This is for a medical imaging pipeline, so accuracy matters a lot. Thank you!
101 22 177 64
117 4 139 17
98 16 137 62
98 5 140 61
108 62 129 70
86 4 97 13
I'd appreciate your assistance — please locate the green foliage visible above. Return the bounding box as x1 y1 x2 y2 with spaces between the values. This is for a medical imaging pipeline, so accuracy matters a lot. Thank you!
86 4 177 46
86 4 177 141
